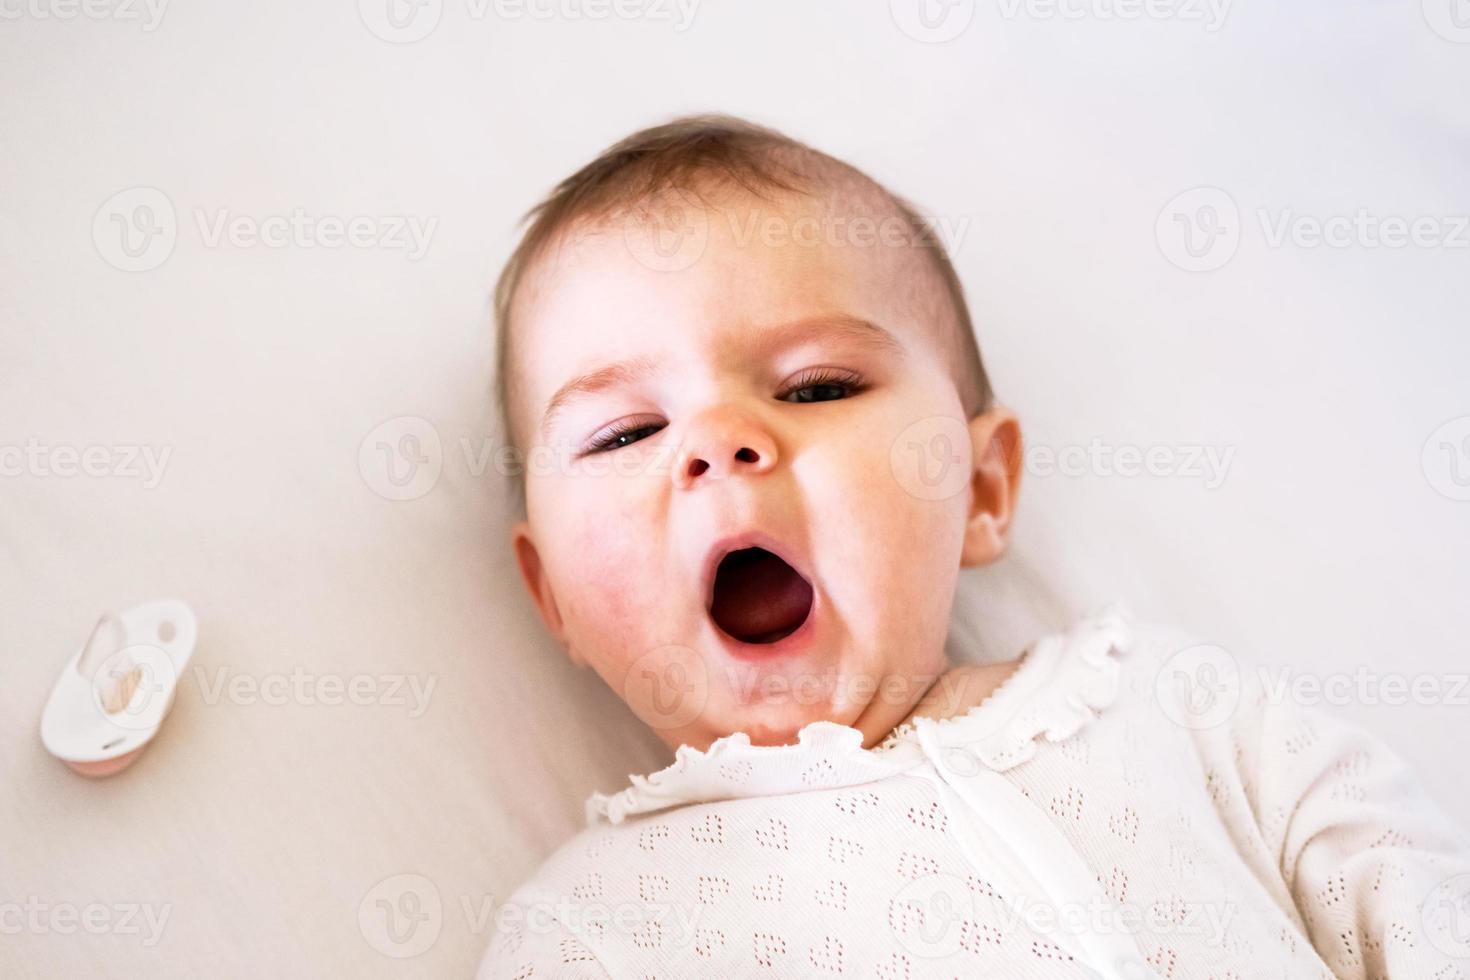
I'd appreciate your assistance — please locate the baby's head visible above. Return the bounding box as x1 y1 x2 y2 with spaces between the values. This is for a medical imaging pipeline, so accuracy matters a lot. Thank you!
495 116 1023 752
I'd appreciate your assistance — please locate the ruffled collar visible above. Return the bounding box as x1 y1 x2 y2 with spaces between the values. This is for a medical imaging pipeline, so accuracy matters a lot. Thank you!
586 603 1134 825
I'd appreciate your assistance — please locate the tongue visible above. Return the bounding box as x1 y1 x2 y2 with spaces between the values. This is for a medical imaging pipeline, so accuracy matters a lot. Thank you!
710 548 814 643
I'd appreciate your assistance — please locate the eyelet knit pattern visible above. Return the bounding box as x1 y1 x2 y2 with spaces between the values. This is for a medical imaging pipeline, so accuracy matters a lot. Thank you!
481 605 1470 980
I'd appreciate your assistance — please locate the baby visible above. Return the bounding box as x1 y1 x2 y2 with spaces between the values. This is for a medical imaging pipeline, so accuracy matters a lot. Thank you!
478 116 1470 979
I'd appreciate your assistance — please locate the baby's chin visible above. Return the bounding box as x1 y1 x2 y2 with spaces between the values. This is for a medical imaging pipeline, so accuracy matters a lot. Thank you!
694 699 859 750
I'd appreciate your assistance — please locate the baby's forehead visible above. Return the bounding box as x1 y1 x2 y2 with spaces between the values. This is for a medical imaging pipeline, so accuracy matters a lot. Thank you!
517 182 948 352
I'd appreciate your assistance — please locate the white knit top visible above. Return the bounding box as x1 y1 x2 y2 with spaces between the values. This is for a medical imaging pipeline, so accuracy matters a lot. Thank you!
478 606 1470 979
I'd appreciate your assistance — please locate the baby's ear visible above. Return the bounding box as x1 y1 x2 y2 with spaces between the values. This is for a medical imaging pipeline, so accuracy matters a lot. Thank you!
959 407 1023 568
510 521 575 658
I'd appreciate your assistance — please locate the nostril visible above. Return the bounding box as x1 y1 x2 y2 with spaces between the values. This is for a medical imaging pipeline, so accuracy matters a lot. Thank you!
688 458 710 478
734 447 759 463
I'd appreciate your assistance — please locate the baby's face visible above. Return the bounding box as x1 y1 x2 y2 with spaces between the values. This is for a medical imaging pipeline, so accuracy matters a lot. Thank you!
509 187 1016 750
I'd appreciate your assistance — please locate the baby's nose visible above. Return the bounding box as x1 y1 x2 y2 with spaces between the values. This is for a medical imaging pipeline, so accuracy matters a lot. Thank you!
672 411 778 489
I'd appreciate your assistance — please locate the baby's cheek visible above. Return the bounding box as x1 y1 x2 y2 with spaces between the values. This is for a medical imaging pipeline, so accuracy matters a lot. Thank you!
557 504 656 654
815 427 965 628
850 416 967 546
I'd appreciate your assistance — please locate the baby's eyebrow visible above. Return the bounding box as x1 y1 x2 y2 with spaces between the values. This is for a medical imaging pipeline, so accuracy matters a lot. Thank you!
538 315 904 439
540 355 661 440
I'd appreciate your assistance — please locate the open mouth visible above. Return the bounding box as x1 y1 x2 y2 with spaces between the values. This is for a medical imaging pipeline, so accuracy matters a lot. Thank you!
707 547 815 645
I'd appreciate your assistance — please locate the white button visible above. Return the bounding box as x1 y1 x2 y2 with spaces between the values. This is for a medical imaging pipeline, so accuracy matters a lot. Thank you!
938 744 982 777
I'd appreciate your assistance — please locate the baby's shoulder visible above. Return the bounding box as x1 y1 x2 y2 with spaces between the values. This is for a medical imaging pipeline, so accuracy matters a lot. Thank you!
1093 613 1278 750
1115 615 1211 672
1022 610 1228 730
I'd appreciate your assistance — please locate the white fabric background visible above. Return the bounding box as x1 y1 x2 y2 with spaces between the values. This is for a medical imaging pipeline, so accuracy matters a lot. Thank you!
2 2 1467 977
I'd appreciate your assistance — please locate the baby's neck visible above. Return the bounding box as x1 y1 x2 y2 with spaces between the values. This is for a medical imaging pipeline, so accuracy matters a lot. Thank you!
891 659 1024 733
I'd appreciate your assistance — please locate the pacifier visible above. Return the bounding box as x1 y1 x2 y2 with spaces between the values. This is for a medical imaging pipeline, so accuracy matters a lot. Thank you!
40 599 198 777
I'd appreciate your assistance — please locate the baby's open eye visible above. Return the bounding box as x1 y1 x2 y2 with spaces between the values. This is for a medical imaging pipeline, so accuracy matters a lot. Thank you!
784 383 849 404
778 368 867 404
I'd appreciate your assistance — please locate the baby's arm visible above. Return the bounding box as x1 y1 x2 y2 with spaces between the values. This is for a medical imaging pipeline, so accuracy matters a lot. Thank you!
1238 670 1470 977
